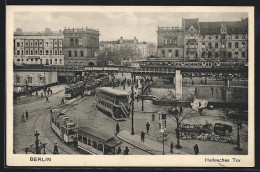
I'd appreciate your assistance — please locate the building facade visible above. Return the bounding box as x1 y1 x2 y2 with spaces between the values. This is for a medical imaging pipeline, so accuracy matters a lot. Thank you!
100 37 153 61
157 26 184 60
13 28 64 66
157 17 248 61
63 27 100 66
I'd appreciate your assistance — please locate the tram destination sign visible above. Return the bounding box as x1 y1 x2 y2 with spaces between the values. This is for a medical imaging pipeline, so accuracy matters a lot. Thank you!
85 67 119 71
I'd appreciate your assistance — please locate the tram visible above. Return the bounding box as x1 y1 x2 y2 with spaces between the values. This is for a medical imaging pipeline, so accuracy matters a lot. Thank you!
65 81 85 99
76 127 123 155
96 87 131 121
50 109 77 143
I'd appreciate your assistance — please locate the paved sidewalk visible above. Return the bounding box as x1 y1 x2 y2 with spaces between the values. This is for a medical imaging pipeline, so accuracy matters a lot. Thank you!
117 130 192 155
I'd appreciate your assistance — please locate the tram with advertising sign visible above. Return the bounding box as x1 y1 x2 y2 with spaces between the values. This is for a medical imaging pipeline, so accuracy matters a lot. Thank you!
65 81 85 99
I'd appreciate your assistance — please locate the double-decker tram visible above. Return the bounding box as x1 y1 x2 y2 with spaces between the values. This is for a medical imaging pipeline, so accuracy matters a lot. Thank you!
65 81 85 99
50 109 77 143
96 87 131 121
76 127 123 155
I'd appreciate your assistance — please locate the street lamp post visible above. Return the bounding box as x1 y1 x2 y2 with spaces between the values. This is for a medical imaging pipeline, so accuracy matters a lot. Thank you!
163 131 165 155
131 85 135 135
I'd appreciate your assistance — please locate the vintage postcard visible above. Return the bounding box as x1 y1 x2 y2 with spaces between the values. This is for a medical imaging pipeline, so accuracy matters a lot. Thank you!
6 6 254 167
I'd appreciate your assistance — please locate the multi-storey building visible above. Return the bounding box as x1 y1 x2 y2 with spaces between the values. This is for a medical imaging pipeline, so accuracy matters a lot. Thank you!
156 26 184 60
13 28 64 66
63 27 100 66
182 18 200 60
100 37 153 60
157 17 248 61
198 18 248 61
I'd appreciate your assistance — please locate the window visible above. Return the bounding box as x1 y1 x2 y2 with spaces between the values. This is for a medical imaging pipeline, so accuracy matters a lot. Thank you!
168 50 172 58
21 50 23 55
28 77 32 84
169 38 172 45
80 51 83 57
235 35 239 39
215 43 218 48
202 43 205 48
209 35 212 39
175 50 179 57
17 50 20 55
228 52 232 58
17 42 20 47
30 42 33 47
202 52 205 57
60 59 62 64
162 50 165 57
221 35 226 40
221 42 226 48
35 42 38 47
235 52 238 58
98 143 103 151
40 50 43 55
215 35 218 39
50 59 52 64
242 51 246 58
35 50 38 55
242 34 246 39
242 42 245 48
30 50 33 55
215 52 219 58
36 59 38 62
59 41 62 47
46 59 49 64
17 59 20 61
55 59 57 64
83 136 88 144
70 39 74 46
45 50 49 55
59 50 62 55
92 141 97 149
164 38 168 45
45 42 49 47
16 77 20 83
208 52 212 58
26 50 29 55
75 39 79 45
26 42 29 47
87 138 91 146
78 134 82 142
39 42 43 46
55 50 58 55
21 42 24 47
74 51 77 57
208 43 212 48
69 51 72 57
228 42 232 48
235 42 239 48
190 28 194 31
50 50 53 55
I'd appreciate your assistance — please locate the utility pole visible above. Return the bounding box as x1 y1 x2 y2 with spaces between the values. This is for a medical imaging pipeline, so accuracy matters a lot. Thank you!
141 82 144 111
163 131 165 155
131 85 135 135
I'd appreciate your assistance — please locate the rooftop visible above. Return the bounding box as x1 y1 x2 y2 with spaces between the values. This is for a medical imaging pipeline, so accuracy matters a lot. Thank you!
14 28 63 36
183 18 200 32
97 87 129 96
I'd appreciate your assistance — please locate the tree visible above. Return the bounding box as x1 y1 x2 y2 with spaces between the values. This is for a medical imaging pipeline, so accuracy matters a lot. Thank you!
167 107 194 149
233 108 244 151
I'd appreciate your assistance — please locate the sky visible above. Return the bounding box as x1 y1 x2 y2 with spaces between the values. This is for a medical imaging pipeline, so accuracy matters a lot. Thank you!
14 12 248 43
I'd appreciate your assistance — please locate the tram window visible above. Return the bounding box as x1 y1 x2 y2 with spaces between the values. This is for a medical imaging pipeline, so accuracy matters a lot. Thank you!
83 136 88 144
68 130 75 135
78 134 82 141
98 143 103 151
92 141 98 149
87 138 92 146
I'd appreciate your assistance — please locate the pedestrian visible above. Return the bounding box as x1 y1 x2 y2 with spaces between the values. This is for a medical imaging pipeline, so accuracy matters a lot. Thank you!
50 89 53 94
42 143 46 154
36 91 38 96
117 146 121 154
180 106 183 113
123 85 125 90
21 113 25 122
25 110 29 119
194 144 199 155
123 146 129 155
152 113 155 121
47 90 49 95
170 142 174 153
25 147 28 154
53 143 59 154
146 122 150 133
61 98 64 104
46 96 49 103
116 122 120 135
141 130 145 142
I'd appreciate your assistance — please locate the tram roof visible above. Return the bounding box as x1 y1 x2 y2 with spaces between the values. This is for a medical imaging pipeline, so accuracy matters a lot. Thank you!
76 127 122 146
97 87 129 96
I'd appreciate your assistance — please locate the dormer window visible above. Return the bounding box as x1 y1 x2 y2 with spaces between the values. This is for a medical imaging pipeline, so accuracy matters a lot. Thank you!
221 24 227 34
190 25 195 32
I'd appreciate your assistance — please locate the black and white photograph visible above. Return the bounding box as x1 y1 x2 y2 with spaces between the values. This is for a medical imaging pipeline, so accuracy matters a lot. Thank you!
6 6 254 167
